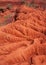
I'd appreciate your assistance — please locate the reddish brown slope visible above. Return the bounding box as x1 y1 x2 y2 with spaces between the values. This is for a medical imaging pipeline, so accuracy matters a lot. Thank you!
0 5 46 65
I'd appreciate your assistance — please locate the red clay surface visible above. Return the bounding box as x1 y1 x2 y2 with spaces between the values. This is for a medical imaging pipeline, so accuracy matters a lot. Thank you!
0 0 46 65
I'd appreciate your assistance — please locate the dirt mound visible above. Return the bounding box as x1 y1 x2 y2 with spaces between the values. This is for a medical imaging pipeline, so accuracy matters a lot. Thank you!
0 4 46 65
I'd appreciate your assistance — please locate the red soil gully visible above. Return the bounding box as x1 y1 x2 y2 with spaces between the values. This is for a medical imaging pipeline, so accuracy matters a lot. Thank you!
0 0 46 65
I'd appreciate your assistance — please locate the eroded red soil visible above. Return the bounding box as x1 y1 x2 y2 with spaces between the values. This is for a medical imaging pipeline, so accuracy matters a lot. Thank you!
0 1 46 65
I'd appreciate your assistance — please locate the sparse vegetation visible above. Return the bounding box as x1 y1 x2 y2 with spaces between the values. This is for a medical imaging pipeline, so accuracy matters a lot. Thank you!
21 0 39 8
6 4 12 10
4 14 12 19
21 0 25 4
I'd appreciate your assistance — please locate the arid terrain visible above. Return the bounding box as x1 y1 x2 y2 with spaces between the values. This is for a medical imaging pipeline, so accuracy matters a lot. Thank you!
0 0 46 65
